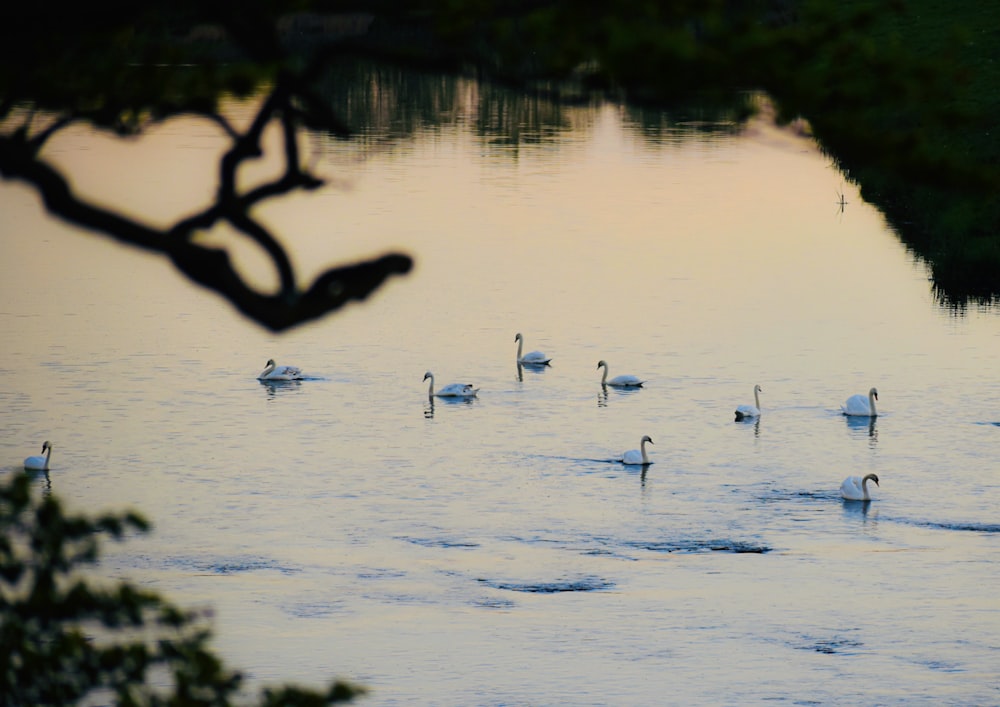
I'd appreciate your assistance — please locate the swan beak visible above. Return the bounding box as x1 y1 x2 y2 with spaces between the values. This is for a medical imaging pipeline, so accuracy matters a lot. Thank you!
873 476 880 486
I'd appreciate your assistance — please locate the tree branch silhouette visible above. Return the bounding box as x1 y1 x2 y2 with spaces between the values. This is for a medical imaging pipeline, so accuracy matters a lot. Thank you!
0 7 412 332
0 78 412 333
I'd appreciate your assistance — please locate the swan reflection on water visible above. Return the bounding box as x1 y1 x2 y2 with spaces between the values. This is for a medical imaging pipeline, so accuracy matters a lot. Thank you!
733 411 763 437
516 361 549 382
26 468 53 495
259 378 303 397
844 414 878 442
597 384 643 407
841 499 878 524
424 394 477 419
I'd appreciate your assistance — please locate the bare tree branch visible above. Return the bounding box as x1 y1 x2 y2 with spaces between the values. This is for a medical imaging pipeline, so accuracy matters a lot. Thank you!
0 79 413 332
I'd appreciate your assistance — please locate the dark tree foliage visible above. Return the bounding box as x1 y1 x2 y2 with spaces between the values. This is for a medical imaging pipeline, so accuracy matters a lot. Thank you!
363 0 1000 301
0 471 364 706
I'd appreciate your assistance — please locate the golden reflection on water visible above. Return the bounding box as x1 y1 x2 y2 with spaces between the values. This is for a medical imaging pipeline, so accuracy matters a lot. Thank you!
4 86 997 429
3 85 997 469
3 83 1000 706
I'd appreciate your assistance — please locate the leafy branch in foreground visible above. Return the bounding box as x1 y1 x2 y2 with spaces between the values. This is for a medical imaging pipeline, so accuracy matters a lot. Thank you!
0 471 364 706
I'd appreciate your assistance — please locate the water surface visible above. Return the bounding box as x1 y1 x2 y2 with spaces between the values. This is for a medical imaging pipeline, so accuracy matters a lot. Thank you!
1 82 998 705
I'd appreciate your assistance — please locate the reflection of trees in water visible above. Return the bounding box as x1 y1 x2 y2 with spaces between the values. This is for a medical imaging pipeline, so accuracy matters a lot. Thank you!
319 61 464 142
6 3 992 308
621 99 748 145
317 61 581 148
316 61 745 152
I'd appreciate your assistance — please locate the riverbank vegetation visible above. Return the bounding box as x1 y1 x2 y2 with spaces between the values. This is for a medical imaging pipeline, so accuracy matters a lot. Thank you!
347 0 1000 304
2 1 997 311
0 471 364 705
811 2 1000 305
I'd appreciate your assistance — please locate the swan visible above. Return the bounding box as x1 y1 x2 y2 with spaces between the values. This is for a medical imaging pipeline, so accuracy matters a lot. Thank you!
514 333 551 365
258 359 304 381
24 441 52 471
840 473 880 501
735 384 762 421
597 360 644 388
842 387 878 417
621 435 654 465
423 371 478 398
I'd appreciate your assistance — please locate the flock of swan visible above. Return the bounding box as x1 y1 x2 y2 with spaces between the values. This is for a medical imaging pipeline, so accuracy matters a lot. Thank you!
256 333 883 500
20 336 882 502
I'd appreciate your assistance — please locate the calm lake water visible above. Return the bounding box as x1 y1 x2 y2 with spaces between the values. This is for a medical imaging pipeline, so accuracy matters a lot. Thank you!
2 75 999 706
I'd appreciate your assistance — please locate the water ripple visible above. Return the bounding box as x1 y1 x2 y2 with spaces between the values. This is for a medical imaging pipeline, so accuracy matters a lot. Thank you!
400 536 481 549
477 576 615 593
791 631 864 655
625 539 772 554
160 554 302 575
903 519 1000 533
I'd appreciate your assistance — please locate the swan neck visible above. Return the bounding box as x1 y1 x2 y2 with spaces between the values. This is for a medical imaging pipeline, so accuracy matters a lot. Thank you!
426 376 434 396
600 365 608 385
641 439 649 464
869 390 877 415
516 338 523 359
753 388 760 410
860 476 870 500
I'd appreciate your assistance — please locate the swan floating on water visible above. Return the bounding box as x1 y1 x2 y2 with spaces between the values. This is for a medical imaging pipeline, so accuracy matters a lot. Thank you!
735 384 762 421
597 360 644 388
842 387 878 417
423 371 479 398
24 441 52 471
621 435 654 465
840 473 880 501
515 333 551 365
258 359 304 381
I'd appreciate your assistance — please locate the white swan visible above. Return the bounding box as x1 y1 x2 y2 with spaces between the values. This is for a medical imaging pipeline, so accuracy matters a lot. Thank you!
24 441 52 471
735 384 762 421
621 435 654 465
515 333 551 365
840 473 880 501
423 371 478 398
842 387 878 417
258 359 304 381
597 360 644 388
